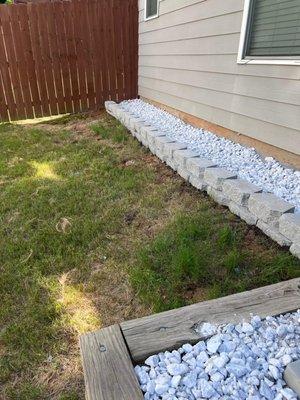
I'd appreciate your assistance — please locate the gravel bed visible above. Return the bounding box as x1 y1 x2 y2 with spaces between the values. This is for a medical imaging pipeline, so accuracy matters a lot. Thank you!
135 311 300 400
121 100 300 213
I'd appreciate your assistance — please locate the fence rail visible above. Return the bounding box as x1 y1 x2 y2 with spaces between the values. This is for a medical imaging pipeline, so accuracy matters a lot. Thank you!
0 0 138 121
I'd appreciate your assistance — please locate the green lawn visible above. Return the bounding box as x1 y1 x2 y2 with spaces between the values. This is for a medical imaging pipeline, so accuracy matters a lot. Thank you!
0 112 299 399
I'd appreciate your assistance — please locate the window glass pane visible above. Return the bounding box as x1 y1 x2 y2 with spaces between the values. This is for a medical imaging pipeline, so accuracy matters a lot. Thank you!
246 0 300 57
146 0 158 19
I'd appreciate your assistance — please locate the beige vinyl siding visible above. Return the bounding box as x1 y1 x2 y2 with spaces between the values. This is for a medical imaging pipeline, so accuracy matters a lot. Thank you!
138 0 300 155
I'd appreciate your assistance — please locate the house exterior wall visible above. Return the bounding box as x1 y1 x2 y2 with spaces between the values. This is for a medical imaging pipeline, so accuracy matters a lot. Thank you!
138 0 300 156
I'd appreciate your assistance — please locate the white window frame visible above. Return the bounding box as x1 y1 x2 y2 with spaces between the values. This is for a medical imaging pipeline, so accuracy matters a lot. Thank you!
144 0 159 21
237 0 300 66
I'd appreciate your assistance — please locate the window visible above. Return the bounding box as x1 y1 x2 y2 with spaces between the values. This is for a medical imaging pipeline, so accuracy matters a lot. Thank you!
145 0 159 21
238 0 300 65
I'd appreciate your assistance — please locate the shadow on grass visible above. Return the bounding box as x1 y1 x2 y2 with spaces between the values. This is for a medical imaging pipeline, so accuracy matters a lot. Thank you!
0 118 152 399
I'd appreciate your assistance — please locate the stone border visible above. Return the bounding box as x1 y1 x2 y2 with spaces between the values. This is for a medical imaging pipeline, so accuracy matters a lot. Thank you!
105 101 300 260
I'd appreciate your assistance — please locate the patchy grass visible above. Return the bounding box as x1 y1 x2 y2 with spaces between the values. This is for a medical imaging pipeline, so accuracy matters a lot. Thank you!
130 211 300 312
0 111 299 399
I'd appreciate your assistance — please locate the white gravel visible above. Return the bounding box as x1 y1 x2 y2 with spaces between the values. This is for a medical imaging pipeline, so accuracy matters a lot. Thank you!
135 311 300 400
120 99 300 213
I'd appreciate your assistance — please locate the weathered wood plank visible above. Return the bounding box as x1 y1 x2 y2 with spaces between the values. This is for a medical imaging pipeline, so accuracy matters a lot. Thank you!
80 324 143 400
121 278 300 362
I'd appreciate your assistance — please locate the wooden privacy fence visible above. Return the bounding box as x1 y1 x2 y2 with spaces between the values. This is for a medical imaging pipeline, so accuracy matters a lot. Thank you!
0 0 138 122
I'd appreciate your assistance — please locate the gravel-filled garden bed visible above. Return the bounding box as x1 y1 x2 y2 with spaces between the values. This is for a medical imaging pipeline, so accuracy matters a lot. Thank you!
121 100 300 213
135 311 300 400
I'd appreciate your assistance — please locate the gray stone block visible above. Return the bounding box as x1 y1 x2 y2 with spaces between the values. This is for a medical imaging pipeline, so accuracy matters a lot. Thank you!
248 193 295 227
204 168 237 190
104 101 116 115
147 130 166 147
156 149 165 161
115 108 125 123
290 243 300 259
128 117 138 135
140 130 149 147
284 360 300 397
155 135 175 148
279 213 300 243
177 166 190 181
173 149 199 168
155 136 176 160
228 201 257 225
257 220 292 247
163 142 187 160
189 175 207 191
104 100 115 109
223 178 262 206
166 158 178 171
140 126 157 147
123 112 135 128
132 117 147 138
207 186 230 207
186 157 216 178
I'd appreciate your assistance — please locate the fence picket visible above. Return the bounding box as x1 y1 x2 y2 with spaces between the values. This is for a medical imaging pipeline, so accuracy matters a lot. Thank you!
0 0 138 122
1 6 25 119
18 4 42 117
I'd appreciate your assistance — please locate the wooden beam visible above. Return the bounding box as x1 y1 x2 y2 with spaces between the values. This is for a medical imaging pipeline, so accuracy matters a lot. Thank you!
80 324 143 400
121 278 300 362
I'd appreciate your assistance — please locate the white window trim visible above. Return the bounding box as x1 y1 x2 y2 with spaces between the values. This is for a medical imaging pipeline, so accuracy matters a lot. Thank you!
144 0 159 21
237 0 300 66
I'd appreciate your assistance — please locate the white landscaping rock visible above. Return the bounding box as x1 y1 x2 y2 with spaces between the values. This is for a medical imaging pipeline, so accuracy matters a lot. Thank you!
204 168 237 191
135 311 300 400
223 178 262 206
279 214 300 244
249 193 295 227
120 99 300 213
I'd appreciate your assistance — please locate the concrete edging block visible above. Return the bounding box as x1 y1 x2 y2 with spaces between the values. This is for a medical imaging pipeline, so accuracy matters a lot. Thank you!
257 220 292 247
290 243 300 259
163 142 188 161
166 158 179 171
189 175 207 191
284 360 300 397
155 136 176 161
228 201 257 225
204 168 237 191
186 157 216 178
107 103 299 259
177 167 190 181
207 186 230 207
173 149 199 168
279 213 300 244
248 193 295 227
223 178 262 206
